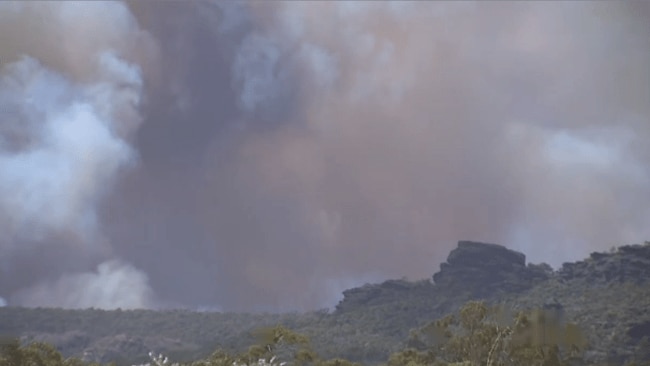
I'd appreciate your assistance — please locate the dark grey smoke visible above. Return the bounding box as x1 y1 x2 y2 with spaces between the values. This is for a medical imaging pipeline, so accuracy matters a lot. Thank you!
0 1 648 311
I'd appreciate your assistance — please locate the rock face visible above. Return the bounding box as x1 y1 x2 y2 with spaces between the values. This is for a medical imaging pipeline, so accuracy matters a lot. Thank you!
432 241 550 297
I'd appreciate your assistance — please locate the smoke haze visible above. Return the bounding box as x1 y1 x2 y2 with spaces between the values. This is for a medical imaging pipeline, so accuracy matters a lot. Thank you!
0 1 648 311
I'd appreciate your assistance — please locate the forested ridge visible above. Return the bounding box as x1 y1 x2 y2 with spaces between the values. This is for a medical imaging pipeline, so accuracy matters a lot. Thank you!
2 241 650 366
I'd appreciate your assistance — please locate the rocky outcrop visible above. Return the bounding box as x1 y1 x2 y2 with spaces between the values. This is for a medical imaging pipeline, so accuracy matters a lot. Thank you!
336 241 555 313
335 241 650 316
559 242 650 284
432 241 551 298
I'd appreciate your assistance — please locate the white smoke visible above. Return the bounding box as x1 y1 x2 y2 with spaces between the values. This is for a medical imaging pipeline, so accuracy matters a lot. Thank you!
0 1 156 308
0 296 6 307
11 260 154 309
0 56 136 244
233 33 291 113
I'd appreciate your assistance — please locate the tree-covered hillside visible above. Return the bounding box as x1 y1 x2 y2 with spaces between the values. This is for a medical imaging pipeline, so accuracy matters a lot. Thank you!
1 241 650 366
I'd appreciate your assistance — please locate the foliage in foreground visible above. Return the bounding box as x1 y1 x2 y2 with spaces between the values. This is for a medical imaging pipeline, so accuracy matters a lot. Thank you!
4 242 650 365
0 337 106 366
9 300 645 366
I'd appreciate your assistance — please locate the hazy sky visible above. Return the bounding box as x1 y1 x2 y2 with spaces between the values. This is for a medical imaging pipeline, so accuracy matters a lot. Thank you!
0 1 648 312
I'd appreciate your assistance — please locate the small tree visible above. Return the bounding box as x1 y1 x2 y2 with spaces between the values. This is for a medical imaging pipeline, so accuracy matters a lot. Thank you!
390 301 586 366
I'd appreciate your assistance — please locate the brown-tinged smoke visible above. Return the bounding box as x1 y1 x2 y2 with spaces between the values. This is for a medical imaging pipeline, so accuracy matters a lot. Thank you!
0 1 648 311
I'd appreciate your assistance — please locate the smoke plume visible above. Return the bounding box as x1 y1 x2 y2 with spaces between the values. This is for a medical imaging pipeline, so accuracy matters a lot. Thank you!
11 260 154 309
0 1 155 309
0 1 648 311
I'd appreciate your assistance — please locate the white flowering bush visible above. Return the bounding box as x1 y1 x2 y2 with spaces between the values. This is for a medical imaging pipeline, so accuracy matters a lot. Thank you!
131 351 179 366
233 355 287 366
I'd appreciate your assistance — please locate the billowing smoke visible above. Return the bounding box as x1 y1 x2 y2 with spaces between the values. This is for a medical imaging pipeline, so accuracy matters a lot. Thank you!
11 260 153 309
0 1 155 309
0 55 134 244
0 1 648 311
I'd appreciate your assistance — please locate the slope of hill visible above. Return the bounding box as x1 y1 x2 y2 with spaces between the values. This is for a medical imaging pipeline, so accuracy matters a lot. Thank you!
1 241 649 365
